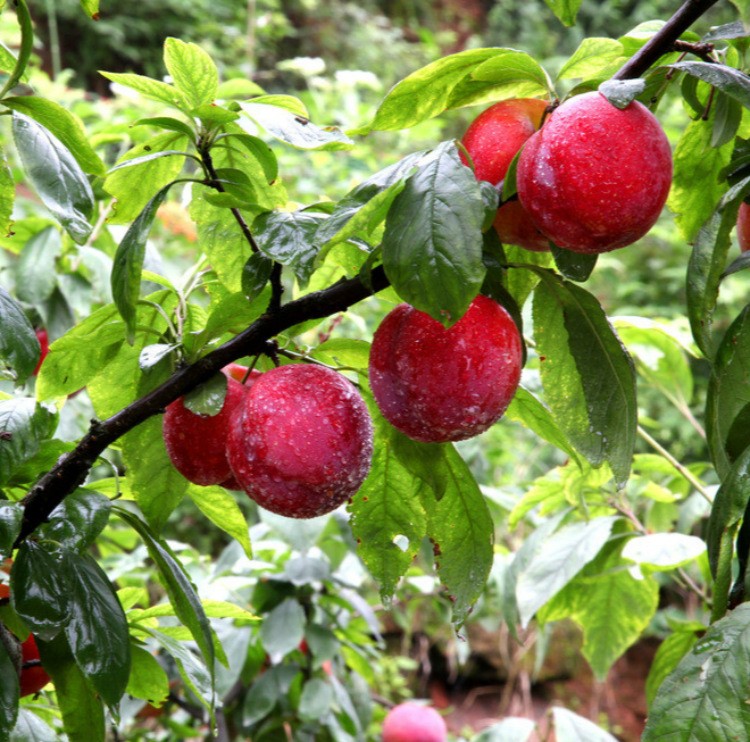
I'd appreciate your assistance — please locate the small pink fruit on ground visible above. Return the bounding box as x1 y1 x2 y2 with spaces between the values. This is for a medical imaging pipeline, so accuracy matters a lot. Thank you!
738 202 750 252
369 295 522 443
517 91 673 254
226 364 373 518
33 328 49 376
461 97 550 251
382 702 447 742
163 371 248 486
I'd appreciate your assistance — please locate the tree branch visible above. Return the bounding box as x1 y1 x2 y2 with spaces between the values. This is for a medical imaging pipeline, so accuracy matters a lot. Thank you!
613 0 721 80
15 267 388 546
14 0 720 547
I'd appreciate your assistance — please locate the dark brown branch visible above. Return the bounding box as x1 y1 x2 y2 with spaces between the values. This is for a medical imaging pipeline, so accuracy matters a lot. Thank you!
613 0 721 81
15 266 388 546
673 39 716 63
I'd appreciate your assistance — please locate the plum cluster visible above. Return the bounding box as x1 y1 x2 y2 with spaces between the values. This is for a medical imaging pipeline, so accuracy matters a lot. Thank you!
461 91 674 254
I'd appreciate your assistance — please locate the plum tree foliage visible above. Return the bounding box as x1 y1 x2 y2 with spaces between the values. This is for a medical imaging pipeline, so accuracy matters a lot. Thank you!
2 0 750 739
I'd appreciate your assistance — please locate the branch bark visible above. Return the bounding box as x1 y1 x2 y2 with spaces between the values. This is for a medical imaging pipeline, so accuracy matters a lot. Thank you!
14 0 720 546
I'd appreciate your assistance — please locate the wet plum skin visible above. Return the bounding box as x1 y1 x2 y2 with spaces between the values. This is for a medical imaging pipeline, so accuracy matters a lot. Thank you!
517 91 673 254
369 295 523 444
226 364 373 519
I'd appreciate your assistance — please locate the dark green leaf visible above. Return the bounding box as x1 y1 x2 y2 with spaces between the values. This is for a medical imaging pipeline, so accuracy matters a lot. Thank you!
706 307 750 477
550 243 597 282
11 542 70 640
533 273 637 487
643 604 750 741
11 114 93 244
15 227 61 304
0 503 22 554
183 372 227 416
0 636 19 742
2 97 105 176
114 507 215 680
0 287 40 382
426 444 494 623
382 141 486 326
645 626 701 707
253 209 326 284
111 185 171 343
671 61 750 109
37 489 111 552
241 252 274 301
299 678 334 722
704 21 749 42
36 631 105 742
260 599 305 661
0 400 57 486
163 37 219 110
121 417 189 531
239 102 352 150
598 78 646 108
63 552 130 707
242 666 299 726
543 0 583 26
722 250 750 278
712 92 742 149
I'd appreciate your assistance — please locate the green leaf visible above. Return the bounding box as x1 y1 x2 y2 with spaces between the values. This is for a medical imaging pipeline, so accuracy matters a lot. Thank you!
543 0 583 26
11 542 70 640
125 644 170 706
99 72 188 109
79 0 99 18
163 37 218 110
349 420 428 599
365 48 535 132
505 386 581 465
239 102 352 150
187 484 253 559
668 118 732 244
133 116 196 141
550 243 597 282
382 141 486 326
672 60 750 109
63 552 130 707
12 113 94 244
260 599 305 661
37 489 111 552
192 287 271 350
299 678 334 722
0 503 22 554
10 709 58 742
0 0 32 99
473 718 535 742
643 604 750 741
2 97 105 176
515 517 618 628
426 444 494 623
621 533 706 571
139 343 177 371
214 132 278 184
241 252 274 301
557 38 626 81
0 148 13 239
505 246 553 309
15 226 61 304
706 307 750 477
0 286 40 382
598 78 646 108
114 507 215 681
0 637 19 742
183 372 227 416
36 632 105 742
645 626 701 707
104 132 188 224
0 399 57 487
553 708 617 741
121 417 189 531
540 543 659 679
712 92 742 148
532 274 637 487
36 302 124 400
253 209 327 284
112 185 171 343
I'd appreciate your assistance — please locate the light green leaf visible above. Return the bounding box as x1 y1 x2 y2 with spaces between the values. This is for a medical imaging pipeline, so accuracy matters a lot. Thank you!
12 113 94 244
163 37 218 110
100 72 188 109
557 38 626 81
0 148 14 238
260 599 305 661
188 485 253 559
125 644 170 706
643 604 750 741
10 709 58 742
473 718 536 742
382 141 486 326
515 517 618 627
645 627 701 707
621 533 706 571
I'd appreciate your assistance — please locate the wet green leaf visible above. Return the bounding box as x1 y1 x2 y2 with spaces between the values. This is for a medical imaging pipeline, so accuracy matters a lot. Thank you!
0 287 40 382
